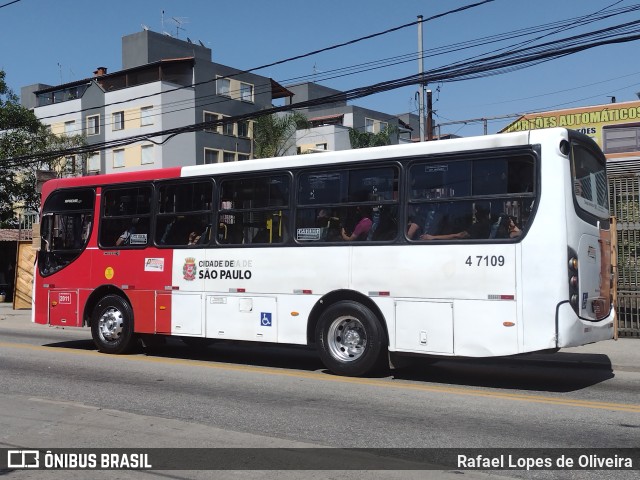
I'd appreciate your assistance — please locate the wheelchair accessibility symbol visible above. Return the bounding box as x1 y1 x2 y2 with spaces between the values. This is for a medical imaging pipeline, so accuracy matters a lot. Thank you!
260 312 272 327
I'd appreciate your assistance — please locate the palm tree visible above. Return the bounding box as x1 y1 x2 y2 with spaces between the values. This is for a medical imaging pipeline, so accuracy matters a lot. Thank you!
349 125 398 149
253 112 309 158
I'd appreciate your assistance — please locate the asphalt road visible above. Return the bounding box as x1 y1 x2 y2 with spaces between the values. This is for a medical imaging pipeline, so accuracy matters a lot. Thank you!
0 316 638 480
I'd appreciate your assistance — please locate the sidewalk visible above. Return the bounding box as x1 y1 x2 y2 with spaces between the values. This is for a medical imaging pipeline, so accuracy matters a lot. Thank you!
1 302 637 372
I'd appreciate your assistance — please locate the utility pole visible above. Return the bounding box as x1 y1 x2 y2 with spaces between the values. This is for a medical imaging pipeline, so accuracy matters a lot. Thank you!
427 89 433 141
417 15 426 142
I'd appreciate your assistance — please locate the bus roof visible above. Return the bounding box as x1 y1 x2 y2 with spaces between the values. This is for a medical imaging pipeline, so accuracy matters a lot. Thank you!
182 129 537 178
40 167 182 199
41 129 576 198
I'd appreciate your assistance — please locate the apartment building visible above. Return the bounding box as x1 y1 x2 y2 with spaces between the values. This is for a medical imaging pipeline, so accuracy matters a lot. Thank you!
21 29 291 174
285 82 420 153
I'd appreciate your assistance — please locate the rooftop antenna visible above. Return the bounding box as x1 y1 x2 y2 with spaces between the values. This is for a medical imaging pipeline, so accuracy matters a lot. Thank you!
312 63 323 83
171 16 189 38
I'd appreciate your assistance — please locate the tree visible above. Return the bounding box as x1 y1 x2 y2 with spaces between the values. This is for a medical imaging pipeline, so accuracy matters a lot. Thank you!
349 124 398 149
253 111 309 158
0 69 86 227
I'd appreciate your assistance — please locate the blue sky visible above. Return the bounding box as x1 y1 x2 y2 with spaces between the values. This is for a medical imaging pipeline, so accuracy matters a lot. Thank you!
1 0 639 136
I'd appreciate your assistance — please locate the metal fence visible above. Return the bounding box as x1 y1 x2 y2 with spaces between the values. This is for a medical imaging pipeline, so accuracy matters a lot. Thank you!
609 175 640 337
17 211 37 241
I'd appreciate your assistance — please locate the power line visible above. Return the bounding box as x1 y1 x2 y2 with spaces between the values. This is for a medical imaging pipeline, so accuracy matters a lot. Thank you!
0 0 22 9
33 1 640 134
33 1 496 123
5 23 640 169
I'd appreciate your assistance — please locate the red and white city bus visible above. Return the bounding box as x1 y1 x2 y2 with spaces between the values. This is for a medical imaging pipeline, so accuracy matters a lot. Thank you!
33 128 615 376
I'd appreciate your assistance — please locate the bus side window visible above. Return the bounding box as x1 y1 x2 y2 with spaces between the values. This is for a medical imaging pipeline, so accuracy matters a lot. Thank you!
217 175 290 245
367 205 398 241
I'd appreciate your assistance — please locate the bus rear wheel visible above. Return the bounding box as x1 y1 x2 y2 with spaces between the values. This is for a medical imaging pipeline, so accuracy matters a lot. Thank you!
315 300 387 377
91 294 136 354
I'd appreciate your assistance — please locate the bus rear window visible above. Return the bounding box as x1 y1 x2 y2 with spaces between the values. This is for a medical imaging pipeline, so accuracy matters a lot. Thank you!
571 143 609 218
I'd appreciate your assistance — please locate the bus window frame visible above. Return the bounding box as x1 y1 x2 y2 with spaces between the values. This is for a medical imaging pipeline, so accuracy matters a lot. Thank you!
404 147 540 244
153 177 216 248
568 131 610 228
214 169 294 248
98 182 154 249
293 161 401 245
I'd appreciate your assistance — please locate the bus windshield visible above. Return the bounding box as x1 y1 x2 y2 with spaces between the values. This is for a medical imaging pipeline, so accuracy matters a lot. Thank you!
39 188 94 276
571 142 609 218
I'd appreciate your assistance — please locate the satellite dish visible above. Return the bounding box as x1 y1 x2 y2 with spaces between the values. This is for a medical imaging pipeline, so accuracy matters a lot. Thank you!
198 40 205 47
187 37 192 43
141 24 149 31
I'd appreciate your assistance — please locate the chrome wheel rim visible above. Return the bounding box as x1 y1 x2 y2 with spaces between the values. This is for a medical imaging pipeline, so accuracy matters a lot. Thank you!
327 315 367 362
98 307 124 344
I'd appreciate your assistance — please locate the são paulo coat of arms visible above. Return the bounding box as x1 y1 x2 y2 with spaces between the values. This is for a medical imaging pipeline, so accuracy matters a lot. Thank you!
183 257 196 281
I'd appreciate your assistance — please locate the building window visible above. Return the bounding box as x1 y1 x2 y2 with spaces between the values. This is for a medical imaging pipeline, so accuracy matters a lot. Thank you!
603 125 640 154
204 148 219 164
113 111 124 131
204 111 219 133
365 118 375 133
238 120 250 138
223 152 235 163
240 82 254 103
141 106 153 126
87 115 100 135
379 121 389 132
141 145 154 165
222 118 234 136
64 120 75 135
237 154 250 161
113 149 125 168
216 77 230 97
87 153 100 172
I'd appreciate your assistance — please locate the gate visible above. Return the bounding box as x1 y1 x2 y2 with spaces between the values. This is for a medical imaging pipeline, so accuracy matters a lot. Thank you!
609 175 640 336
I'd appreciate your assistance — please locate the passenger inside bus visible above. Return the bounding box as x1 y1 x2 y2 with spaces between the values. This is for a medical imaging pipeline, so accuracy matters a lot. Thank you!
341 206 372 241
490 214 522 239
116 218 140 246
188 220 211 245
407 205 445 240
419 205 491 240
316 209 341 241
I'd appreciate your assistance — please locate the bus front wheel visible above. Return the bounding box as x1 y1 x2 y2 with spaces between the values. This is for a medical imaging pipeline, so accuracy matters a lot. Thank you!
91 295 136 354
315 300 387 377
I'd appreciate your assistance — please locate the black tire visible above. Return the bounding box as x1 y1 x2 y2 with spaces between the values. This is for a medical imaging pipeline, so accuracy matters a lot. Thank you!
181 337 215 349
315 300 387 377
91 294 136 354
